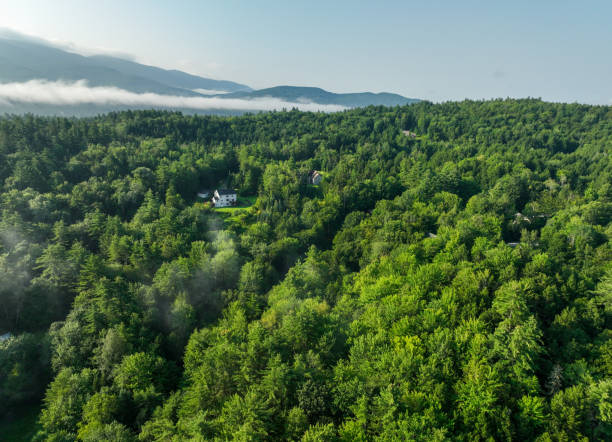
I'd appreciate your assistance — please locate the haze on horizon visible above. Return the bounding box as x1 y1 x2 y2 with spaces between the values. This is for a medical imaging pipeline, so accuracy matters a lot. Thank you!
1 0 611 105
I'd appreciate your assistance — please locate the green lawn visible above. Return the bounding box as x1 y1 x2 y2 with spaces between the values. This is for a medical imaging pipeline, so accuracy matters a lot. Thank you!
214 196 256 214
0 405 41 442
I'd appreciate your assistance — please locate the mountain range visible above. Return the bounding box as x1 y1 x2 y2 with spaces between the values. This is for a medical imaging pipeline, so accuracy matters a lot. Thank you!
0 30 418 115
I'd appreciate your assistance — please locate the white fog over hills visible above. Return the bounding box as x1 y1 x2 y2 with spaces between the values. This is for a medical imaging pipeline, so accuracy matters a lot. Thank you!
0 30 418 116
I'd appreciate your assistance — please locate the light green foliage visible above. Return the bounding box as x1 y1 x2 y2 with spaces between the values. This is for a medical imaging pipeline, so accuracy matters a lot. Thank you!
39 368 95 435
113 352 167 393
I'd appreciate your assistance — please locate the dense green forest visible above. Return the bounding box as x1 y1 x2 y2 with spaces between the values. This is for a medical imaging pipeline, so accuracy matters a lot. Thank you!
0 100 611 441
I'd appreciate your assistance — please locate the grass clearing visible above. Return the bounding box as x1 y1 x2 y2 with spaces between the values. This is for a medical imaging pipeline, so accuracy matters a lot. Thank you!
214 196 256 215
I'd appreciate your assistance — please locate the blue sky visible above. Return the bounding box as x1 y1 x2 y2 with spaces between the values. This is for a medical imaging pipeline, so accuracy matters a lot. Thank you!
1 0 611 104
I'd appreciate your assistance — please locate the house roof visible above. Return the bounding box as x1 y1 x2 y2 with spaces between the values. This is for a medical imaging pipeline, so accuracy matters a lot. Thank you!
216 189 236 195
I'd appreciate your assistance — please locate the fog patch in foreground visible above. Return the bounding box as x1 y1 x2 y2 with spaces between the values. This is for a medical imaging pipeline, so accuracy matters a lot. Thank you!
0 80 347 112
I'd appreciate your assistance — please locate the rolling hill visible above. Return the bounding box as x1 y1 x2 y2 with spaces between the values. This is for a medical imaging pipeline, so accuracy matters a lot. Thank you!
218 86 418 107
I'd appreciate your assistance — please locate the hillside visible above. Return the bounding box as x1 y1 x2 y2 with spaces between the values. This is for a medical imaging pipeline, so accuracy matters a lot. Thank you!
1 100 611 440
0 32 250 95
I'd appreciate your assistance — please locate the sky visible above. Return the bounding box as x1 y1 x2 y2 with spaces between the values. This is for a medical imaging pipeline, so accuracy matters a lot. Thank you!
1 0 611 104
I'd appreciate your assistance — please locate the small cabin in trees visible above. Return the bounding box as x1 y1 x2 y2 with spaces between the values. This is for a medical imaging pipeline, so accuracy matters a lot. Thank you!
309 170 323 185
402 130 417 138
212 189 237 207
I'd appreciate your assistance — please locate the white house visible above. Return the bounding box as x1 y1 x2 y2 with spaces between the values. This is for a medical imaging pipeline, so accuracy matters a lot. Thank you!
309 171 323 185
212 189 237 207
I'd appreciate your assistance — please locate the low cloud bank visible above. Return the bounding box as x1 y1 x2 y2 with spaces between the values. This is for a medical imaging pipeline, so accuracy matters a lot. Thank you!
192 88 231 96
0 80 347 112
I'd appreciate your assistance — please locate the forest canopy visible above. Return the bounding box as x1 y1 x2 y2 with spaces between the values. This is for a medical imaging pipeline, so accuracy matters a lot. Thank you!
0 99 611 441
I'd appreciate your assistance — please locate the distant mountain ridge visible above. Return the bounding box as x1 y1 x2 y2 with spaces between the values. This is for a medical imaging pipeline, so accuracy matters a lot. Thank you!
0 30 419 115
219 86 418 107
